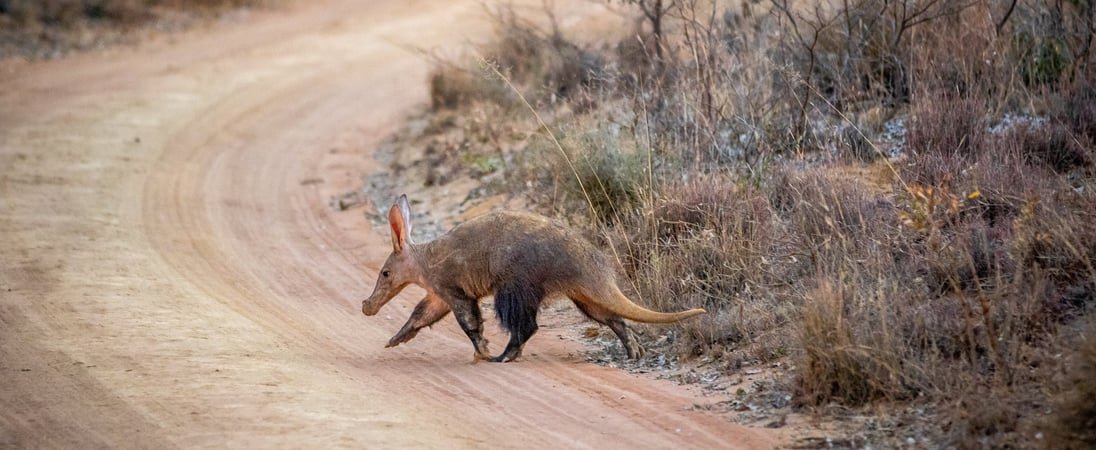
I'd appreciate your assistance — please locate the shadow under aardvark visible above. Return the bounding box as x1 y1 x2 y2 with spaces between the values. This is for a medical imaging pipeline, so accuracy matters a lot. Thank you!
361 194 705 363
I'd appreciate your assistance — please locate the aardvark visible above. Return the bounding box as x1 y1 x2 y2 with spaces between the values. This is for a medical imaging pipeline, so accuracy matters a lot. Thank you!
362 195 706 362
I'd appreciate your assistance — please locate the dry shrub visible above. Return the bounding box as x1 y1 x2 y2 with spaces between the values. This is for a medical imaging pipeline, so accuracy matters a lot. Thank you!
422 6 604 114
904 96 986 173
1007 123 1091 173
570 134 647 224
771 0 1006 131
1012 194 1096 318
773 0 933 105
968 133 1044 225
898 95 994 237
1045 317 1096 449
948 386 1025 448
777 149 1094 423
601 176 788 357
1008 0 1095 88
482 6 603 107
776 171 926 407
1052 79 1096 141
771 0 1088 114
0 0 279 59
0 0 273 26
604 1 790 163
971 123 1096 319
768 167 896 293
427 64 513 112
508 123 648 224
1 0 147 26
797 278 913 406
770 168 880 241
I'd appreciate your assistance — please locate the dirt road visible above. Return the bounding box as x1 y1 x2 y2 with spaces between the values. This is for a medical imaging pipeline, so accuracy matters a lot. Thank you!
0 1 779 447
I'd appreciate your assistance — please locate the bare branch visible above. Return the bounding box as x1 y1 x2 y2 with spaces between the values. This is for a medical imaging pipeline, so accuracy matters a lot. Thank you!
995 0 1018 35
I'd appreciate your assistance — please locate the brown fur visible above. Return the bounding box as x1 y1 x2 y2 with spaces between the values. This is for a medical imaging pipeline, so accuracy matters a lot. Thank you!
362 195 705 362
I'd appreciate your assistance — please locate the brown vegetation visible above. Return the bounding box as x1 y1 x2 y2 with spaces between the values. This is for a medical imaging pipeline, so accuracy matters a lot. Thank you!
382 0 1095 447
0 0 277 59
1045 316 1096 448
1 0 268 24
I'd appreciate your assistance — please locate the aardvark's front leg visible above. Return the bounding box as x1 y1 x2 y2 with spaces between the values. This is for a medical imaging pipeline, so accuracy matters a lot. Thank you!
386 293 451 348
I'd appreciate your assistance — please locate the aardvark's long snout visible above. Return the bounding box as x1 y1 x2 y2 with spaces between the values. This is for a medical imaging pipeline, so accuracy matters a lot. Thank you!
363 287 395 315
362 299 381 316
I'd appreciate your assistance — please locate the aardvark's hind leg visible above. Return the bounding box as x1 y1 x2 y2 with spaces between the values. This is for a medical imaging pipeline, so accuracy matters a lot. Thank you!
573 300 645 359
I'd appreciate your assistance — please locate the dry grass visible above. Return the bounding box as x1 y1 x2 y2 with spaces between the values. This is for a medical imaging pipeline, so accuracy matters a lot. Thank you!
425 5 603 115
401 0 1095 446
0 0 279 59
1045 316 1096 449
616 176 788 358
1 0 273 26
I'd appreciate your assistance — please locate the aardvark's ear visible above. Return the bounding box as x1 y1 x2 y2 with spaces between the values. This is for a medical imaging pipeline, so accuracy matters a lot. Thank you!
388 195 412 253
397 194 412 236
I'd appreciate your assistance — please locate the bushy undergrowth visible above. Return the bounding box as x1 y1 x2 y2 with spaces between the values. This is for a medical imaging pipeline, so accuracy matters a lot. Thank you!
0 0 271 26
407 0 1094 446
1045 315 1096 448
427 6 603 114
0 0 277 59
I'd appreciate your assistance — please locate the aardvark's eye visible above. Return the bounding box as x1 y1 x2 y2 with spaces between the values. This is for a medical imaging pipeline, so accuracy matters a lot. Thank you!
382 270 390 278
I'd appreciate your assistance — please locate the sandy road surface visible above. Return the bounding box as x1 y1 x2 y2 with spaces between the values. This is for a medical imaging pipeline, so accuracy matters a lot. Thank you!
0 1 779 447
